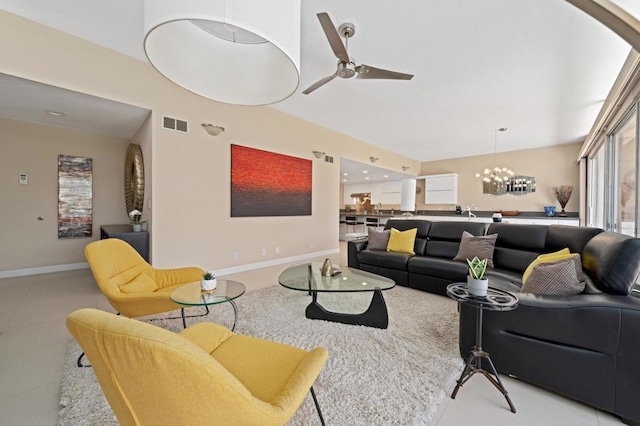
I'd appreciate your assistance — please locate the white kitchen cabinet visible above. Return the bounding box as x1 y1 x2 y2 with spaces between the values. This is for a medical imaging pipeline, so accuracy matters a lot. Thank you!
376 181 402 204
421 173 458 204
343 183 372 204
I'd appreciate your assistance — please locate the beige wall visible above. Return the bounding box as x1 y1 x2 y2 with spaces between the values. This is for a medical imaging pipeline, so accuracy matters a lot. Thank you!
339 143 582 214
0 11 420 272
130 114 153 255
0 117 130 270
419 142 582 213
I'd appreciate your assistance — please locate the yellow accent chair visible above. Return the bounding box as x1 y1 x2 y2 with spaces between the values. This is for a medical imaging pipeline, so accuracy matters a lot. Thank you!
67 308 329 425
84 238 204 318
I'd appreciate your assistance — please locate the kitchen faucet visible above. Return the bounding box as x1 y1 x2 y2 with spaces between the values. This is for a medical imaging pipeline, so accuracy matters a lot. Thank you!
461 205 476 220
375 202 382 214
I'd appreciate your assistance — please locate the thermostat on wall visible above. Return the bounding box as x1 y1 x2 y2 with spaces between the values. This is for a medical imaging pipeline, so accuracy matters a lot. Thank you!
19 173 28 185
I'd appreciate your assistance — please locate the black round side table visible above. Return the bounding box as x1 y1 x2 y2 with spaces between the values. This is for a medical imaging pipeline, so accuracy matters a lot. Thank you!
446 283 519 413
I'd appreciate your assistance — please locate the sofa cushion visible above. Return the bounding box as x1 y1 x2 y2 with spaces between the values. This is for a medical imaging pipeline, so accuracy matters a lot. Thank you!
483 269 522 293
408 257 468 281
522 248 570 283
358 250 412 271
367 227 390 250
582 232 640 295
384 219 431 256
546 225 603 254
425 222 487 259
387 227 418 255
453 231 497 268
427 221 487 240
521 257 586 296
488 223 548 252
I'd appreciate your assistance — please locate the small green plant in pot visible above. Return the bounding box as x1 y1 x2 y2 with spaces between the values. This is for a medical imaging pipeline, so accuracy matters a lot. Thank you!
201 271 217 291
466 256 489 296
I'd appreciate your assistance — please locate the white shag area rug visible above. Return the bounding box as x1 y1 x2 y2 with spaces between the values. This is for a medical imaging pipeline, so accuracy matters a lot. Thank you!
58 285 463 426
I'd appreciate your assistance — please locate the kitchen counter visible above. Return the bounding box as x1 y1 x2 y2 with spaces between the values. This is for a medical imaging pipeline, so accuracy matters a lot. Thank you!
340 210 579 220
339 210 581 241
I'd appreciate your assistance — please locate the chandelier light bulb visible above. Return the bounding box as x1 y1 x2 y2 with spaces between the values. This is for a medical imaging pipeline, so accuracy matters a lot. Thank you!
475 173 481 177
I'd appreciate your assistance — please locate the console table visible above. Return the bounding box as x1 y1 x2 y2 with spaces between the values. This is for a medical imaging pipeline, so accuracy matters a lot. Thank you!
100 225 149 261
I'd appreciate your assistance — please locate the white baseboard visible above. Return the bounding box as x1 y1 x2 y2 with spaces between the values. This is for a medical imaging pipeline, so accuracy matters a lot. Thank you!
216 248 340 277
0 262 89 280
0 249 340 280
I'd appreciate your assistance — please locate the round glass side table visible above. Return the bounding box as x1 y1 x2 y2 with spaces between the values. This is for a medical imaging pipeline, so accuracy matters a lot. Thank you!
447 283 519 413
171 280 245 330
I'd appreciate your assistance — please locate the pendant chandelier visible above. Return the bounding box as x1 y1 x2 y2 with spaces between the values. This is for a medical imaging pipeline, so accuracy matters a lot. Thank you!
476 128 514 195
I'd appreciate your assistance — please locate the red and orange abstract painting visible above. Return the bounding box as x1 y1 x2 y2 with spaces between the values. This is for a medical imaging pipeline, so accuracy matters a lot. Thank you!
231 145 312 217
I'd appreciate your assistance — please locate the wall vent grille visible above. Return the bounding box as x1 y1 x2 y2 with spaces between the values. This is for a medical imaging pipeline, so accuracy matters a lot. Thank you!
162 115 189 133
324 155 334 163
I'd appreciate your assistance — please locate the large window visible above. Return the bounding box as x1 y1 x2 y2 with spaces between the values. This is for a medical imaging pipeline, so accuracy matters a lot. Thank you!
588 105 639 236
612 113 637 236
587 145 605 229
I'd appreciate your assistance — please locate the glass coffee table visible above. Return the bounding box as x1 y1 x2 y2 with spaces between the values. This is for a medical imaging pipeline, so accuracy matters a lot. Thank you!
278 262 395 329
170 280 245 330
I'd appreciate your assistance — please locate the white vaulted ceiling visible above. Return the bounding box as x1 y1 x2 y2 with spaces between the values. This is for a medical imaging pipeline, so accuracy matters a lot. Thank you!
0 0 639 161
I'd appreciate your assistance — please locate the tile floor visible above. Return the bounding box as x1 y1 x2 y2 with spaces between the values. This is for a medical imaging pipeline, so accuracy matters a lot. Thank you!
0 243 622 425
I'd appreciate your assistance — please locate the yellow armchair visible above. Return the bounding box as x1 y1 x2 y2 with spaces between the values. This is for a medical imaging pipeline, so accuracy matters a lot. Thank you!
84 238 204 318
67 308 328 425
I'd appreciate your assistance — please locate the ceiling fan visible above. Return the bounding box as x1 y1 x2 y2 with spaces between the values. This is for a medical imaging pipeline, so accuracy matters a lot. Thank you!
302 12 414 95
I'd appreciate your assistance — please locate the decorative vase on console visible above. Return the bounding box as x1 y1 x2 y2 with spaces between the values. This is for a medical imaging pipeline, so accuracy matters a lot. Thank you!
552 185 573 217
466 256 488 297
543 206 556 217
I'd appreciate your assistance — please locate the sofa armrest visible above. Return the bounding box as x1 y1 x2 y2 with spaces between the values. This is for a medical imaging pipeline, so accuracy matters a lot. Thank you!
347 239 368 269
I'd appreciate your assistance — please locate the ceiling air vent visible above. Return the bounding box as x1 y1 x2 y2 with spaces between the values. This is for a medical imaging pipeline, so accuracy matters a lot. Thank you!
162 115 189 133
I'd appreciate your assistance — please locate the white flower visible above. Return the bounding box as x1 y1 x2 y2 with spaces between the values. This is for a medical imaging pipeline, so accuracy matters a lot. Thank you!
128 209 145 225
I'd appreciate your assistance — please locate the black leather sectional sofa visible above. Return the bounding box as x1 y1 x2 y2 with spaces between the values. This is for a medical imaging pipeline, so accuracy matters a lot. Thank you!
348 219 640 423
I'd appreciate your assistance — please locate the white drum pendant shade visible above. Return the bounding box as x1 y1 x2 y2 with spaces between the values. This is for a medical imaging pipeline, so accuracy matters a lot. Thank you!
144 0 301 106
401 179 417 211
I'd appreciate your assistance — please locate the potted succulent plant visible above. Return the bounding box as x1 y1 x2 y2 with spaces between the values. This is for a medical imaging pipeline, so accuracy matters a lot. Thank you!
466 256 489 297
201 271 217 292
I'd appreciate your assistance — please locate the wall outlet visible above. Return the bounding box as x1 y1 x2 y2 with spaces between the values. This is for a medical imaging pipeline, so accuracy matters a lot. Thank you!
261 248 266 256
233 252 239 261
275 246 280 254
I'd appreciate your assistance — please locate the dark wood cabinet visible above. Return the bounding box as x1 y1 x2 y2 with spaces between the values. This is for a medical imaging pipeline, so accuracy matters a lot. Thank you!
100 225 149 261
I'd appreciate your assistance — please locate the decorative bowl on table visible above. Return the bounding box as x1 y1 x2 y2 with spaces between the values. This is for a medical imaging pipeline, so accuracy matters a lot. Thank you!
543 206 556 217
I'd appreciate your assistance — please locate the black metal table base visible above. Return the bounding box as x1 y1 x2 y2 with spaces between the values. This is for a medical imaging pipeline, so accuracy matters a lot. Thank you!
451 346 516 413
180 299 238 331
451 305 516 413
305 287 388 329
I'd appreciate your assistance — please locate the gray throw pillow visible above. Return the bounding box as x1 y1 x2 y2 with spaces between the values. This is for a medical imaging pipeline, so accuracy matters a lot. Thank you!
520 257 586 295
453 231 497 268
367 228 391 250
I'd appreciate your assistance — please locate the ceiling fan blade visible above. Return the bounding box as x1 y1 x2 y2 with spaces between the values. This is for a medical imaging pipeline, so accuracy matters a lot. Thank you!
317 13 350 63
355 64 414 80
302 73 338 95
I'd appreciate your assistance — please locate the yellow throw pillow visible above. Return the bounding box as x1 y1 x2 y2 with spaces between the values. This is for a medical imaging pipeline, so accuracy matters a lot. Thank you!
387 227 417 255
522 248 571 283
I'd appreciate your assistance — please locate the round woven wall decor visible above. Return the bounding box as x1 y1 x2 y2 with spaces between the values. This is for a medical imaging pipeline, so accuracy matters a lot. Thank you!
124 144 145 214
